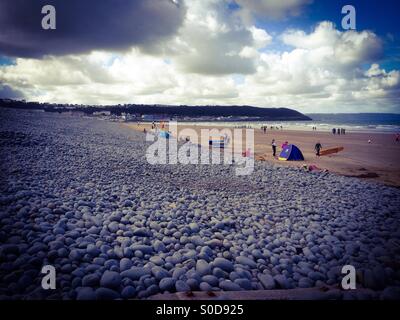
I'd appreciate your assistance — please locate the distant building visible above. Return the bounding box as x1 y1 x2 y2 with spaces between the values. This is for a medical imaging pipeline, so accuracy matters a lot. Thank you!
141 114 169 121
93 110 111 116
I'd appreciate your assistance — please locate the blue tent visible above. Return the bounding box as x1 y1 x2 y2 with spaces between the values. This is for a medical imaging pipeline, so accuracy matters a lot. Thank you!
278 144 304 161
159 130 170 139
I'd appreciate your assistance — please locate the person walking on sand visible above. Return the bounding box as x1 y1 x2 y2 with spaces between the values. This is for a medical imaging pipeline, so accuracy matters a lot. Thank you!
315 141 322 156
396 133 399 142
271 139 277 157
332 128 336 135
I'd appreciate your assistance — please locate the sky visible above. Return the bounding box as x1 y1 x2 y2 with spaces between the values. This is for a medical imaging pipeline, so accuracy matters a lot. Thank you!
0 0 399 113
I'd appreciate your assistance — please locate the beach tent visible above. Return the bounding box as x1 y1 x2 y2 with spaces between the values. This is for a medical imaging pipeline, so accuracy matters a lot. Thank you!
278 144 304 161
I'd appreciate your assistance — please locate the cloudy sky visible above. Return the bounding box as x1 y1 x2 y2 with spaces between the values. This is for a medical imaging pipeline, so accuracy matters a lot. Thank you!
0 0 399 113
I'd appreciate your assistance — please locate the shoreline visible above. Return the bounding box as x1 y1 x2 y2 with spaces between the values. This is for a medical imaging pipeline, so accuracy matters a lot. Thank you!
122 122 400 187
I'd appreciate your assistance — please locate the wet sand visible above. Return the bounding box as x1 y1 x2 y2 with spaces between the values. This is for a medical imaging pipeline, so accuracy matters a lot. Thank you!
122 122 400 187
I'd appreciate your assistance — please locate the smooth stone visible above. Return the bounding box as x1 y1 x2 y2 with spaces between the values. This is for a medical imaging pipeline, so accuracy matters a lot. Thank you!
119 258 133 271
186 269 201 282
76 287 96 300
298 277 314 288
219 280 242 291
152 266 170 281
149 256 164 266
100 271 121 289
196 259 211 276
189 223 200 233
69 249 82 261
130 245 153 255
121 267 149 280
132 228 151 237
257 273 276 289
186 278 199 290
159 277 175 292
172 267 187 280
175 280 191 292
251 249 264 260
108 222 119 233
202 275 219 287
199 282 212 291
146 284 159 297
308 271 325 282
153 241 166 253
235 256 257 268
82 274 100 287
234 278 252 290
273 275 291 289
123 200 133 207
213 257 234 272
191 236 204 246
121 286 136 299
212 267 226 278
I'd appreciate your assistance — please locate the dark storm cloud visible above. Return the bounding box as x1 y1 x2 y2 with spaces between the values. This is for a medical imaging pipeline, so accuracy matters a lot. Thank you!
0 84 23 99
0 0 185 58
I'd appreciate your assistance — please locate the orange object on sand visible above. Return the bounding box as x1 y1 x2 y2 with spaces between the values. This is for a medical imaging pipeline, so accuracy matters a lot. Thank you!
319 146 344 156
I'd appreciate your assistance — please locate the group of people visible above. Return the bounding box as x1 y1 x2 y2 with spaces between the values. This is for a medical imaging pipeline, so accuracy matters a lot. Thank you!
261 125 283 134
270 139 289 157
332 128 346 135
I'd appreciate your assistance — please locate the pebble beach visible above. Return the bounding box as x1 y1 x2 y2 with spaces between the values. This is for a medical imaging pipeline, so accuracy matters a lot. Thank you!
1 109 400 300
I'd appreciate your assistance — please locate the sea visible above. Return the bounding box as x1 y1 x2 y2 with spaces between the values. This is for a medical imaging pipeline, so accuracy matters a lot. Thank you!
180 113 400 134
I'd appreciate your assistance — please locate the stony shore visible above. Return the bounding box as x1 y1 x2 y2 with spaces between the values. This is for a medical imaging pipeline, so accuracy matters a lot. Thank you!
0 109 399 300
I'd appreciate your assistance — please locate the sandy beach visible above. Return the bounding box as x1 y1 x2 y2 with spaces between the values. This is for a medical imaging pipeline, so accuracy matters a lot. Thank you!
124 122 400 187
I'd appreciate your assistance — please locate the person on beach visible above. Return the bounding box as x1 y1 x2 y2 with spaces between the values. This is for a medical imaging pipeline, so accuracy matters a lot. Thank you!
337 128 341 135
332 128 336 135
315 141 322 156
395 133 399 142
272 139 277 157
281 141 288 149
263 126 267 134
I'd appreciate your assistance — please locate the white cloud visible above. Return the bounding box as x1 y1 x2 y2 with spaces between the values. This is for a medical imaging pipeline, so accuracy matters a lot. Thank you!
282 21 383 66
160 0 271 75
236 22 398 112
